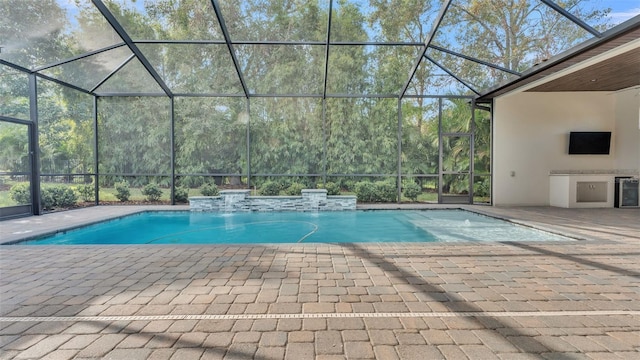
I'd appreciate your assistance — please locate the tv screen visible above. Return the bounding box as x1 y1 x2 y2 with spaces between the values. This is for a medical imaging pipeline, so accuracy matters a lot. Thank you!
568 131 611 155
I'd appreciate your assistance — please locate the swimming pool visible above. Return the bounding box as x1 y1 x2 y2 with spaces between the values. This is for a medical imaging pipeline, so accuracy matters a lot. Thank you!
11 210 573 245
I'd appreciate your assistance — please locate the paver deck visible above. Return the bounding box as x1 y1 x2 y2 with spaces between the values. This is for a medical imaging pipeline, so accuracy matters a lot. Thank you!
1 205 639 359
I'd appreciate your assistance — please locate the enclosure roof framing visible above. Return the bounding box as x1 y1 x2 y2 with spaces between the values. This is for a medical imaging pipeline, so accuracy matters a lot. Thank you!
400 0 453 99
91 0 173 98
424 55 480 96
90 55 136 93
427 45 522 76
539 0 602 37
210 0 249 98
33 43 128 73
0 0 637 100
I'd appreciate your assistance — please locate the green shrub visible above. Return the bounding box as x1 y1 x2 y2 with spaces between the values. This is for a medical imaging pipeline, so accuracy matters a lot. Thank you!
318 182 341 196
55 186 78 207
402 181 422 202
260 181 281 196
475 178 490 197
9 183 31 204
200 183 219 196
355 180 397 202
342 180 356 192
142 183 163 201
114 181 131 202
41 186 78 209
374 180 397 202
180 176 205 188
41 188 55 209
76 183 94 202
355 181 376 202
276 179 291 191
174 186 189 203
285 182 305 195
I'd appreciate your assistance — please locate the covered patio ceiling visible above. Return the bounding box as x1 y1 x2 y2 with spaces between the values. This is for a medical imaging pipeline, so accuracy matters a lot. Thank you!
1 0 638 99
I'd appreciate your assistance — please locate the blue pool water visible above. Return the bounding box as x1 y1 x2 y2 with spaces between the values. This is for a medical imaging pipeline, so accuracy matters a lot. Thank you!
15 210 573 245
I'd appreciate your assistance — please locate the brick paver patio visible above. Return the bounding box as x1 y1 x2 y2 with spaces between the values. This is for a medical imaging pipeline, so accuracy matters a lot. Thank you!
1 206 639 359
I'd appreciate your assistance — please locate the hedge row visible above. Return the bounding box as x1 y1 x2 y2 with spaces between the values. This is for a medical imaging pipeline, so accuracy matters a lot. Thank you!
10 179 427 207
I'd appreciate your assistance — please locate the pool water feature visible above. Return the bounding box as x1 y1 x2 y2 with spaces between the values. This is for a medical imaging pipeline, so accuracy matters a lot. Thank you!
12 210 573 245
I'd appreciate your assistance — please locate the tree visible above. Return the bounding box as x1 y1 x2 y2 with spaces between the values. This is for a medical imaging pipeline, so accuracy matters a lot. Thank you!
174 97 247 187
1 0 612 205
0 0 70 70
401 98 439 177
250 97 323 180
440 0 611 72
0 122 29 173
0 66 31 120
98 96 171 186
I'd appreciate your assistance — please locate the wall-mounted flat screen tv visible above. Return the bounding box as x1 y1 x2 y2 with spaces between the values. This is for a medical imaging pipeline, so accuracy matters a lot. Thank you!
568 131 611 155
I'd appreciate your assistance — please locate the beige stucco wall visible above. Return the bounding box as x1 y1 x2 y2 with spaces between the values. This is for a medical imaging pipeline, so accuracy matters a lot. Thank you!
614 87 640 171
492 90 639 206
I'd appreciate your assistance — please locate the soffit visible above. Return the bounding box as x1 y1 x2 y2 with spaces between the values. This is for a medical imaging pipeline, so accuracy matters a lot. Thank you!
526 46 640 92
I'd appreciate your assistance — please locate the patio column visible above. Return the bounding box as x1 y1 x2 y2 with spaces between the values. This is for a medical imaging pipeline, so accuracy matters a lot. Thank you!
29 74 42 215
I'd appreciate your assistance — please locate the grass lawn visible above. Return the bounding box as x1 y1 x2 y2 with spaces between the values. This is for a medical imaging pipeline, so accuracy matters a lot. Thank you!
0 190 18 207
98 187 172 202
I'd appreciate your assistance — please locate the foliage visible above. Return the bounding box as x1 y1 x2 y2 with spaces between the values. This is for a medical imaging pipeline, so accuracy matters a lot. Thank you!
114 181 131 202
9 183 80 210
40 189 55 210
200 183 219 197
41 186 78 210
174 186 189 203
260 181 282 196
9 183 31 204
355 181 377 202
175 98 246 178
76 183 94 202
284 182 305 196
341 180 356 192
179 176 205 189
443 0 610 75
473 108 492 174
374 181 398 203
142 183 163 202
355 180 398 203
0 123 30 173
98 97 171 183
0 0 611 208
402 181 422 202
326 98 398 175
475 178 491 198
319 182 341 196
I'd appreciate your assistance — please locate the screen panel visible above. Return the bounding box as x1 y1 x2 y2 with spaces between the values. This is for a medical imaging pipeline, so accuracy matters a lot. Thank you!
0 65 30 120
250 97 323 175
236 44 325 95
106 0 224 41
330 0 440 43
174 97 247 177
98 97 171 177
401 97 439 176
218 0 329 42
0 0 122 70
138 44 244 95
38 81 95 175
325 98 397 175
431 0 594 74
